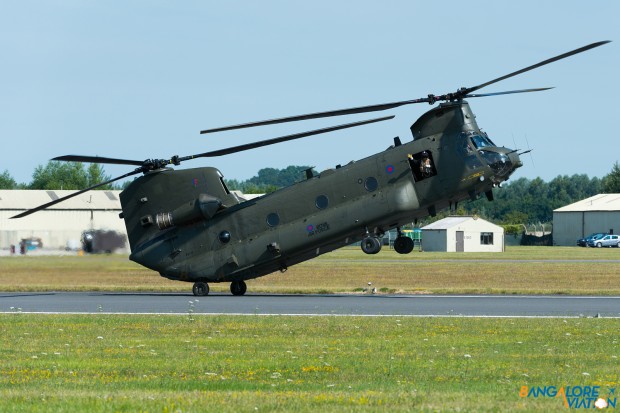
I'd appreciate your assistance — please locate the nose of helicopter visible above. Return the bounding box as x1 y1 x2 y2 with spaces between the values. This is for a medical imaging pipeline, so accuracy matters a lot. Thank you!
509 151 523 170
479 148 522 181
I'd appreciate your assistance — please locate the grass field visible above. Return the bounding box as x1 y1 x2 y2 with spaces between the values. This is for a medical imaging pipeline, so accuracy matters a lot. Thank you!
1 246 619 295
1 314 618 412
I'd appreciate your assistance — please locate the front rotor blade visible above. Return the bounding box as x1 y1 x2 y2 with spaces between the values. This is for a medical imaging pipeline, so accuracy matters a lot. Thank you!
200 101 422 134
201 41 609 135
460 41 610 96
465 87 554 98
10 169 142 219
191 115 393 158
53 155 144 166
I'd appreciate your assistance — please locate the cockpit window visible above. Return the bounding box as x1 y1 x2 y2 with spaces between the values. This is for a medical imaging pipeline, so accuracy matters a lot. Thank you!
456 133 482 170
470 134 496 149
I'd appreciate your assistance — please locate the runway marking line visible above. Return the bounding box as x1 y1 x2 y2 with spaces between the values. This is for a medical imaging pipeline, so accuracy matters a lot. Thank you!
1 311 619 319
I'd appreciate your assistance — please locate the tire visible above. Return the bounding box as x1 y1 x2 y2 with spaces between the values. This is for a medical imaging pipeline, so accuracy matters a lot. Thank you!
596 242 602 248
192 282 209 296
361 236 382 254
230 280 247 296
394 236 414 254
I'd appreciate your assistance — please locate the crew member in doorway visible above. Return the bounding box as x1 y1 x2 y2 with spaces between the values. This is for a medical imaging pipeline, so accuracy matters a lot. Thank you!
421 151 432 177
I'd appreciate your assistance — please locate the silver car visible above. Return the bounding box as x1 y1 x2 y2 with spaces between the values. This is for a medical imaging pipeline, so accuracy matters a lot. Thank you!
587 234 620 248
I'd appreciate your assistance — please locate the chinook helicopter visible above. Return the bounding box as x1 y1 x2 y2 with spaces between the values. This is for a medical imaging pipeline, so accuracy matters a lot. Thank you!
13 41 609 296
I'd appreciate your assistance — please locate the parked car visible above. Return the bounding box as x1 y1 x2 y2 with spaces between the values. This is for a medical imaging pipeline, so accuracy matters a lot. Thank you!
577 232 607 247
587 234 620 248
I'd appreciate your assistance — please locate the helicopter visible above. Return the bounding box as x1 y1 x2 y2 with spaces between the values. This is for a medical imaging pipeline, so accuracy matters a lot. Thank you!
13 41 609 296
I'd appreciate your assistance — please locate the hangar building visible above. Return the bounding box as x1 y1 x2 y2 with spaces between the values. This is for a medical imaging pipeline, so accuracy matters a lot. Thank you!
421 216 504 252
552 194 620 246
0 190 127 251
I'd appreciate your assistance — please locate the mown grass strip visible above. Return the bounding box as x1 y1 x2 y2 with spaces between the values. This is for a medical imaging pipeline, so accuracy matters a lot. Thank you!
1 314 618 412
1 246 619 295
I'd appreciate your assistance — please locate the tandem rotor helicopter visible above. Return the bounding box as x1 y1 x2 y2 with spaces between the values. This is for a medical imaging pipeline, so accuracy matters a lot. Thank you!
13 41 609 296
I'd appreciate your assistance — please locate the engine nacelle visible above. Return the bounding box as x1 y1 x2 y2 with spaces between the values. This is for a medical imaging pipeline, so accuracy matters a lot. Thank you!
156 194 222 229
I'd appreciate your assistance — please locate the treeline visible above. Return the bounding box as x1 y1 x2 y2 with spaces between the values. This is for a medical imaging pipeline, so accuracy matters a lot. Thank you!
3 161 620 226
0 162 115 190
225 165 316 194
466 175 602 223
468 162 620 224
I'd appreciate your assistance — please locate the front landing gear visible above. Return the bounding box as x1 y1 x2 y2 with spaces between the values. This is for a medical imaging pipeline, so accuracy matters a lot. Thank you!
192 282 210 296
230 280 247 296
394 236 414 254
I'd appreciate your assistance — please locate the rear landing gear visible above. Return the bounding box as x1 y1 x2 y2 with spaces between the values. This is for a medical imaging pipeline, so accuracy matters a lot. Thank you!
361 236 382 254
192 282 210 296
230 280 247 296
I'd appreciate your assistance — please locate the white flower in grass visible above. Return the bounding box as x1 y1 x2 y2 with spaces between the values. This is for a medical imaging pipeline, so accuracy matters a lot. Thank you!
595 398 608 409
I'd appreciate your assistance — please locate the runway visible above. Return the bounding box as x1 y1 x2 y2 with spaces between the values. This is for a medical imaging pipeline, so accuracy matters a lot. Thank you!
1 292 619 317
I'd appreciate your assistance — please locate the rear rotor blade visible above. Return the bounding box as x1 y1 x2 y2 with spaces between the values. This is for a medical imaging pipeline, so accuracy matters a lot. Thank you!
10 169 142 219
53 155 144 166
190 116 393 158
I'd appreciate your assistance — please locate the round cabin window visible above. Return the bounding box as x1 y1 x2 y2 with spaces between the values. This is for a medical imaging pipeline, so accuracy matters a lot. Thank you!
315 195 329 209
364 177 378 192
266 212 280 227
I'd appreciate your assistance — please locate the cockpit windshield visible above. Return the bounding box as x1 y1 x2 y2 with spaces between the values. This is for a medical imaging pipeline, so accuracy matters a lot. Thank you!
470 133 496 149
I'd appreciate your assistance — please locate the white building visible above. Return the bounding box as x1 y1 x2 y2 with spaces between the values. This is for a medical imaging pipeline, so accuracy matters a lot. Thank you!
421 216 505 252
0 190 127 250
552 194 620 246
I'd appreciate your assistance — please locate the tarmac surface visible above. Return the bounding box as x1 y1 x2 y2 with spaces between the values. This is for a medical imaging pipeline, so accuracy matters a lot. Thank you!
1 292 619 318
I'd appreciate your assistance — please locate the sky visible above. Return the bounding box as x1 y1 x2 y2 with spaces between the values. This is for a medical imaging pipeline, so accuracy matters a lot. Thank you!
1 1 618 187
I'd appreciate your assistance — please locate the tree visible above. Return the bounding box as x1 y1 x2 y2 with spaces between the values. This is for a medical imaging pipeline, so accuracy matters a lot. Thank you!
86 163 113 189
602 161 620 193
0 170 17 189
502 210 529 225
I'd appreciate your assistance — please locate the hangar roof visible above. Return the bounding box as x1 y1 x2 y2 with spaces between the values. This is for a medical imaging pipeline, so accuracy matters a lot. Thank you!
554 194 620 212
0 190 122 211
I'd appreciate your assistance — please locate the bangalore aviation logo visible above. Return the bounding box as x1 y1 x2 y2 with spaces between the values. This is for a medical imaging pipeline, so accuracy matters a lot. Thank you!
520 385 617 409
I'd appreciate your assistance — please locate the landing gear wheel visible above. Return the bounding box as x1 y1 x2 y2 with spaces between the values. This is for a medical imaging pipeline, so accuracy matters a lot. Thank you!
192 282 210 296
361 236 382 254
394 236 414 254
230 280 247 296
